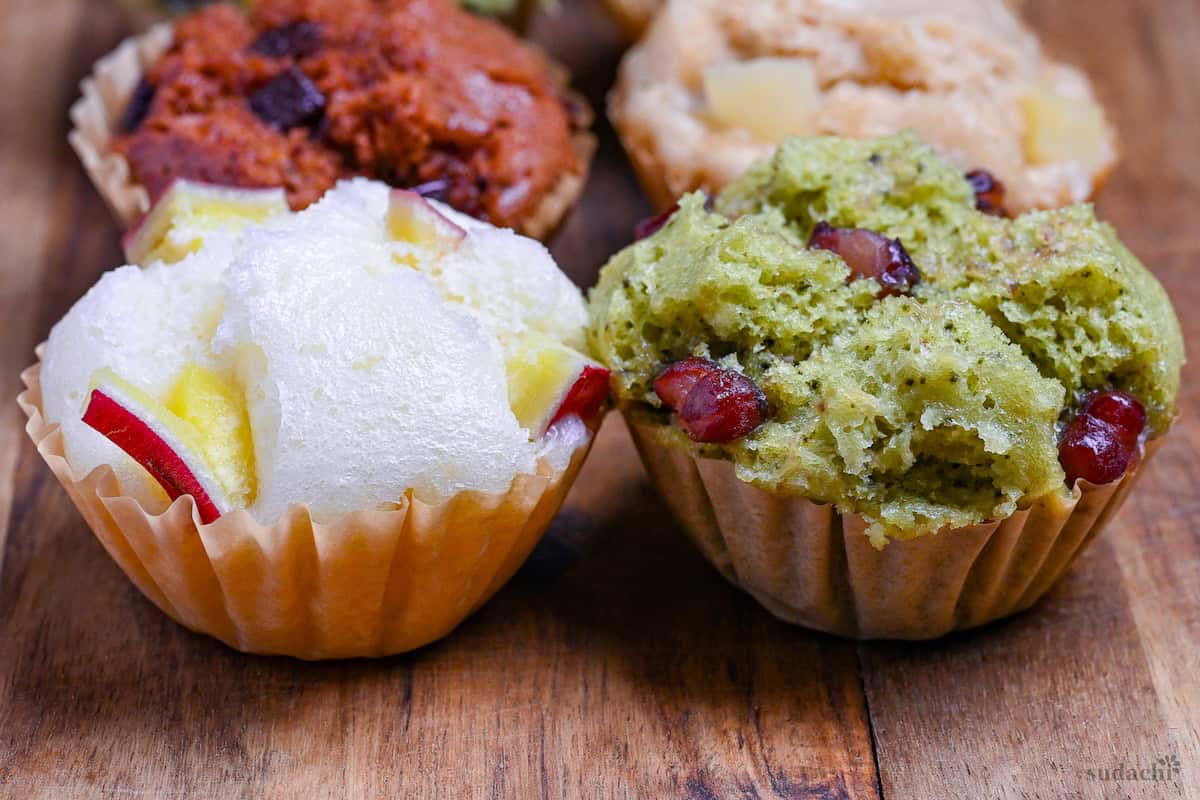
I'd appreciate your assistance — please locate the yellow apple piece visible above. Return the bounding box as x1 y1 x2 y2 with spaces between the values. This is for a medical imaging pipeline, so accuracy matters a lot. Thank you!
703 57 820 143
387 189 467 251
123 180 289 265
1022 89 1110 170
83 375 223 522
163 364 257 510
83 366 255 523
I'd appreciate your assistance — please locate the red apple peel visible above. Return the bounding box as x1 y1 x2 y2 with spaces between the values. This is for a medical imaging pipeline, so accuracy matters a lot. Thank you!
82 387 226 524
548 365 610 429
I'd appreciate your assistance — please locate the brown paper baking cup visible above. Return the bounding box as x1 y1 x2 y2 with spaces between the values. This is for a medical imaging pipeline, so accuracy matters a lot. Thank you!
19 358 594 659
68 25 594 241
628 417 1163 640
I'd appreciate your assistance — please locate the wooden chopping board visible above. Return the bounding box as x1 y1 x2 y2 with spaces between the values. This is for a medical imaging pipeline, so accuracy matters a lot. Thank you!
0 1 1196 797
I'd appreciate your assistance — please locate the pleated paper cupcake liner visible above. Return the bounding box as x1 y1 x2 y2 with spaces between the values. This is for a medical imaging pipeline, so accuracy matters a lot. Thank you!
68 24 596 241
628 416 1163 640
19 357 594 660
67 24 172 227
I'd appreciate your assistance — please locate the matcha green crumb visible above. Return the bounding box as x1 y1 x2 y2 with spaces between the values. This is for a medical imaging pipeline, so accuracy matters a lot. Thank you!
743 298 1065 545
588 133 1185 542
956 206 1183 432
716 132 976 272
587 193 877 400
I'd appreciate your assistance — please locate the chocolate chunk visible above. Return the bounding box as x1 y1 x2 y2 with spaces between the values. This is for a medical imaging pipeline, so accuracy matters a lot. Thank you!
118 79 156 134
249 67 326 130
250 21 323 59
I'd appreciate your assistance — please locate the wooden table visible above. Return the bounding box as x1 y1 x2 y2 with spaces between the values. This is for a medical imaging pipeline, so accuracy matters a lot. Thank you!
1 1 1197 797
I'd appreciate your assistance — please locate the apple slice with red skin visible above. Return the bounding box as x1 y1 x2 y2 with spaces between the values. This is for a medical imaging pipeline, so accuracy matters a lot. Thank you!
547 365 610 430
506 335 610 437
82 375 230 524
387 189 467 249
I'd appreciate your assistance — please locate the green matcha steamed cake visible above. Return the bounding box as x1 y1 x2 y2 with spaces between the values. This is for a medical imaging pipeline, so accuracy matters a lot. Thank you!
588 133 1183 637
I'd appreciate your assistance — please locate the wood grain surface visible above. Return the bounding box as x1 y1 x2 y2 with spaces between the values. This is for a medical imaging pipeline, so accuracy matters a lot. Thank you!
1 1 1197 798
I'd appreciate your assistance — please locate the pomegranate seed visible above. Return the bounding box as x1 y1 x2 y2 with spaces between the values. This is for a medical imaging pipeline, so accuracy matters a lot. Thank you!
634 203 680 241
653 357 712 409
679 371 767 443
1059 413 1140 485
653 358 766 443
965 169 1008 217
808 222 920 296
1081 390 1146 440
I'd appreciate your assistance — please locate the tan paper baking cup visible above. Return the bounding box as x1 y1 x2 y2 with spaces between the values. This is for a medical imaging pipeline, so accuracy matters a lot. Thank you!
68 24 172 227
18 357 594 659
628 417 1163 640
68 25 595 241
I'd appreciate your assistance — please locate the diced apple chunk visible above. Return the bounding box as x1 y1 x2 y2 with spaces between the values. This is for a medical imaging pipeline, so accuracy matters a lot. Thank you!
83 368 232 523
82 365 255 523
163 365 257 510
124 180 289 265
548 365 610 431
506 334 610 436
387 189 467 251
703 58 820 143
1022 89 1110 169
